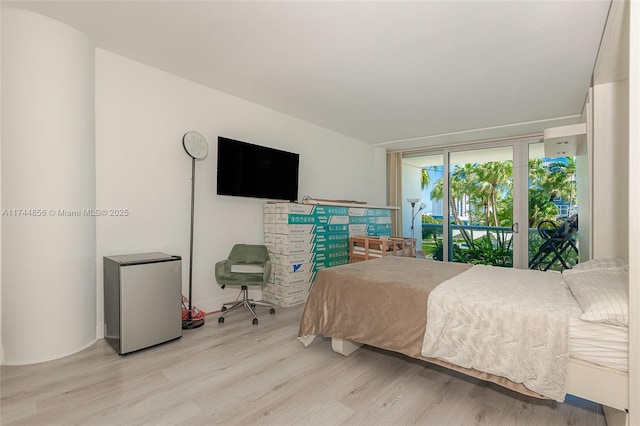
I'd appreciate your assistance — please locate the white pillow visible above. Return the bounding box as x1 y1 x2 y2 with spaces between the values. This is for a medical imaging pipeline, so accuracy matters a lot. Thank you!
571 258 628 271
563 267 629 327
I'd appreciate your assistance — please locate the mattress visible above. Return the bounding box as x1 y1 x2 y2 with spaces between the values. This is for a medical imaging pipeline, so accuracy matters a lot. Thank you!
567 291 628 372
299 257 630 401
299 257 545 399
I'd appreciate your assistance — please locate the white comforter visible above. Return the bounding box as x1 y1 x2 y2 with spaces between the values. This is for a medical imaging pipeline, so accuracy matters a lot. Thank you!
421 265 572 401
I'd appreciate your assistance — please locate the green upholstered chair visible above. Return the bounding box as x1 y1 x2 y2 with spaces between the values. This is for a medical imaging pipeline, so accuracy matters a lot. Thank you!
214 244 275 325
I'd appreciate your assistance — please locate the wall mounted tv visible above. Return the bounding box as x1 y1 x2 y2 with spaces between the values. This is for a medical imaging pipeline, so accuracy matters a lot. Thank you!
217 136 300 202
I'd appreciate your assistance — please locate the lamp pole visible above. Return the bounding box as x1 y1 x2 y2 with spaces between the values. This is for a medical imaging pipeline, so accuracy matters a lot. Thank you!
407 198 427 245
407 198 419 240
411 204 416 240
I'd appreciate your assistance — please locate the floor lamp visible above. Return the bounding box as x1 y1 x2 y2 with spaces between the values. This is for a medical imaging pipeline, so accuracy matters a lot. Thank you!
182 131 209 329
407 198 426 240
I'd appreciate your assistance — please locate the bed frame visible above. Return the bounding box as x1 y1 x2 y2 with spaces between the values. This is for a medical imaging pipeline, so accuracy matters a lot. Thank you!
332 337 629 426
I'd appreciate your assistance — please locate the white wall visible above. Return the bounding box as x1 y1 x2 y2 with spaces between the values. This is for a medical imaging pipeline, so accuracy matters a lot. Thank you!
591 80 629 261
95 50 378 326
575 140 590 262
1 9 96 364
628 0 639 418
577 90 591 263
373 147 388 206
590 0 635 418
0 5 4 364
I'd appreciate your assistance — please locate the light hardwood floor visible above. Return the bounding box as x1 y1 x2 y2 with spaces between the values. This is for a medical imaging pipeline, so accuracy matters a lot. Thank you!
1 304 605 425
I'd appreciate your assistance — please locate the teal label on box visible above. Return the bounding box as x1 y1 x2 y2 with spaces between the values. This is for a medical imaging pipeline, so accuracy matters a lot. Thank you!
314 258 349 269
315 206 349 216
368 223 392 232
287 214 350 225
368 229 392 237
366 209 392 217
314 251 349 263
314 241 350 252
315 224 350 234
315 233 349 243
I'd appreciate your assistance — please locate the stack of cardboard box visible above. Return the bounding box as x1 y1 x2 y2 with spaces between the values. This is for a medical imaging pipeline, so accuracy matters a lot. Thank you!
345 207 393 237
263 202 392 307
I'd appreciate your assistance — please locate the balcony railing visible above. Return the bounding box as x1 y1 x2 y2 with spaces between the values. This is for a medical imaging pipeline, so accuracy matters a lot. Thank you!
421 223 578 270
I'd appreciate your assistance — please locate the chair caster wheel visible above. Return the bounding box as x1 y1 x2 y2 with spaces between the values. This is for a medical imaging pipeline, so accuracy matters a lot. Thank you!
252 318 258 325
250 304 256 309
221 306 227 312
270 308 275 315
218 317 224 324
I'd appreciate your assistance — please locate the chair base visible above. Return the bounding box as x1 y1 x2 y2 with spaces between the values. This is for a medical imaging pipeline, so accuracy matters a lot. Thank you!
218 285 275 325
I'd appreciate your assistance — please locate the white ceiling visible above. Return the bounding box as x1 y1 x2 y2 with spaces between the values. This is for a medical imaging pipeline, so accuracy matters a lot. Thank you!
4 1 611 151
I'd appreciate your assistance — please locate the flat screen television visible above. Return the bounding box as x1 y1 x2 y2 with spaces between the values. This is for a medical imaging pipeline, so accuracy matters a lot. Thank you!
217 136 299 202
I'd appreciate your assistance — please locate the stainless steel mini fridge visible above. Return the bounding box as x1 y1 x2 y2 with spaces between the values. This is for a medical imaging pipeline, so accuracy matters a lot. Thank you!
104 252 182 355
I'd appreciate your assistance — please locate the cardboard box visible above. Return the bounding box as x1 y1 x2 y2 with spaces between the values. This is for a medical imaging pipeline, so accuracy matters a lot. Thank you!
369 229 392 237
314 240 350 252
348 207 392 217
267 243 314 255
315 233 350 243
367 223 393 233
264 223 350 235
264 281 311 297
264 224 314 235
269 203 349 216
271 252 315 265
316 251 350 262
264 233 316 245
267 240 350 255
272 258 348 275
272 262 315 275
263 291 310 308
271 251 350 266
314 258 349 269
264 213 350 225
262 290 277 304
268 271 316 286
348 215 392 225
348 224 368 235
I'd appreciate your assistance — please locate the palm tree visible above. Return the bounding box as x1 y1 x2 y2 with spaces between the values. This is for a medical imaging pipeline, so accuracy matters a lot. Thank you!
421 168 430 190
528 157 577 226
425 156 576 265
431 166 474 247
547 157 577 211
474 161 513 228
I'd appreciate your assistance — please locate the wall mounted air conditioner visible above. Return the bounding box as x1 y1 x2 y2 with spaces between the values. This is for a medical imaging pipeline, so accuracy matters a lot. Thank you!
543 123 586 157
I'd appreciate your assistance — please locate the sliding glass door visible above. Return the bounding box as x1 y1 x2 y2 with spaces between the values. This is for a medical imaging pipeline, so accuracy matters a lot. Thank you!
402 136 588 268
447 146 514 267
527 142 579 271
402 137 537 267
402 153 444 260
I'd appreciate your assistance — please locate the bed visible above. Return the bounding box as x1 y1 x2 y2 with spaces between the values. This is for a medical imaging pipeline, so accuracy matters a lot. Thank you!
297 256 629 423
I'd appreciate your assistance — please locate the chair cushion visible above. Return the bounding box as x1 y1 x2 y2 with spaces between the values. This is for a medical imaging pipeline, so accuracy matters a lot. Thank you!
218 272 266 286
